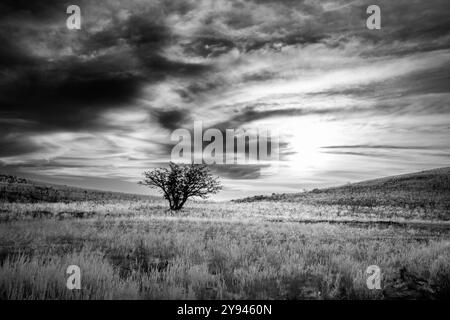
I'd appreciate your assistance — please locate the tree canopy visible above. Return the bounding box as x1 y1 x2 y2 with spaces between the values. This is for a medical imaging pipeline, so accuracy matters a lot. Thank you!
140 162 222 210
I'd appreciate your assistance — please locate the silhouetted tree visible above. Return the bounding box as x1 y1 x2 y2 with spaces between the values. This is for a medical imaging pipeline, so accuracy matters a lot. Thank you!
140 162 222 210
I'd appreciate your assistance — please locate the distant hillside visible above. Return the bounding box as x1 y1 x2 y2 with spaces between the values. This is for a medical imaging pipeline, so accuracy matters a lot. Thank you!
0 174 155 203
234 167 450 212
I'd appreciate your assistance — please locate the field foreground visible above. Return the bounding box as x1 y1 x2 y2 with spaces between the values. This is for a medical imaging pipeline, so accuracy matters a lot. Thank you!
1 200 450 300
1 169 450 299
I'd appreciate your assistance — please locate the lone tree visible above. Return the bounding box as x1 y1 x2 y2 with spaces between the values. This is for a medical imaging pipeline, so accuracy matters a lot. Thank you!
140 162 222 210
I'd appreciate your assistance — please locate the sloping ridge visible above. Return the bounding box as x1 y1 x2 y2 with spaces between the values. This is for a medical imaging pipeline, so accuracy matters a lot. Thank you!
342 167 450 192
234 167 450 210
0 174 156 202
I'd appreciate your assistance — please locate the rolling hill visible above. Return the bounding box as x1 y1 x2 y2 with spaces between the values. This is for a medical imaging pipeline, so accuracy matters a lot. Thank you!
234 167 450 213
0 174 155 202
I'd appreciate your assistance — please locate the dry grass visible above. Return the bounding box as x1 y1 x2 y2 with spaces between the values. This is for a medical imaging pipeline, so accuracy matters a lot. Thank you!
1 200 450 300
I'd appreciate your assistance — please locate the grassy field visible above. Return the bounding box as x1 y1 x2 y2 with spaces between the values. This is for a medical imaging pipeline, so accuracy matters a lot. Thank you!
1 169 450 300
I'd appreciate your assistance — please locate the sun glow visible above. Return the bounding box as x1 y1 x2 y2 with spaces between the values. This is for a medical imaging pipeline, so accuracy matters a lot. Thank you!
252 116 346 172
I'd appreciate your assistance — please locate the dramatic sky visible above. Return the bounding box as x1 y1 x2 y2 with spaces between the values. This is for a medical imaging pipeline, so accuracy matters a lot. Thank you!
1 0 449 199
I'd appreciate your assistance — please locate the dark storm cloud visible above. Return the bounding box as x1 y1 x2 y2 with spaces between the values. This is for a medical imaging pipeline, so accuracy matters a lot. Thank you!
0 135 41 157
152 108 191 131
0 0 212 142
0 64 144 130
0 0 63 20
0 35 39 69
